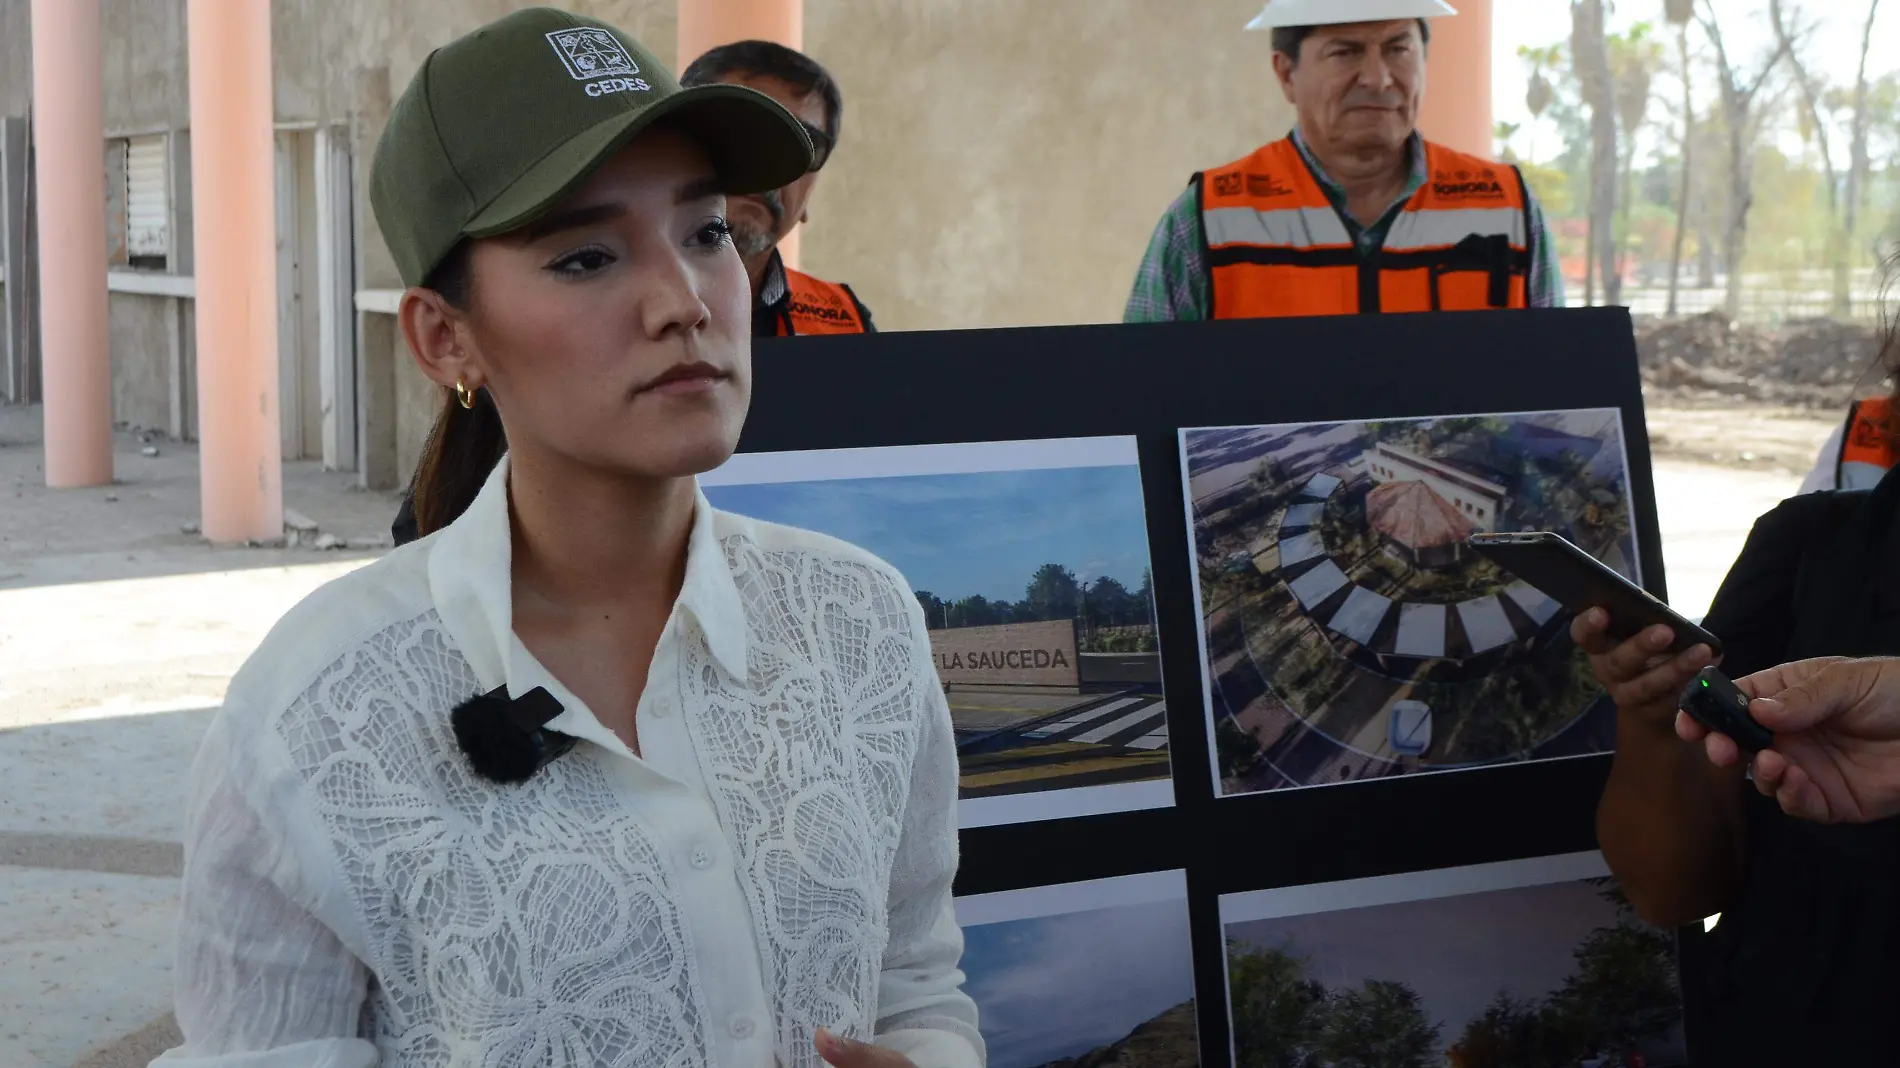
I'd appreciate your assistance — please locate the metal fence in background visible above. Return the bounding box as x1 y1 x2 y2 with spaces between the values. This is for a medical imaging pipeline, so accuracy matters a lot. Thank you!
1574 268 1891 324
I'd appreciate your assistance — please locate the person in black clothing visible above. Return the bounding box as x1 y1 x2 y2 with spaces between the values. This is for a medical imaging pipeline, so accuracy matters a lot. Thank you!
1578 270 1900 1066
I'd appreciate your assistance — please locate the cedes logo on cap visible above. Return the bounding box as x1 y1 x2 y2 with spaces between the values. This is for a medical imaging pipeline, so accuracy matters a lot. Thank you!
545 27 652 96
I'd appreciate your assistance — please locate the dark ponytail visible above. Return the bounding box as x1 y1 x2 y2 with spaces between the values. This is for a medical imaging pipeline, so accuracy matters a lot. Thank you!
410 240 508 536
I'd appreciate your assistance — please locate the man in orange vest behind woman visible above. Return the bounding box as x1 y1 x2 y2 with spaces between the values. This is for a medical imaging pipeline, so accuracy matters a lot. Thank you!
1125 0 1564 322
681 40 876 336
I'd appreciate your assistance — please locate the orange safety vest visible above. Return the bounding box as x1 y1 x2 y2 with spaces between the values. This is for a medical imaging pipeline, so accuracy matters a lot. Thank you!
776 267 870 336
1838 395 1899 490
1197 137 1534 318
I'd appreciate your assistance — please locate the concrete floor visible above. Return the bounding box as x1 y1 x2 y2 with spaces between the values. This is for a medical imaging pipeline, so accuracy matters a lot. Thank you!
0 401 1836 1066
1 405 389 1068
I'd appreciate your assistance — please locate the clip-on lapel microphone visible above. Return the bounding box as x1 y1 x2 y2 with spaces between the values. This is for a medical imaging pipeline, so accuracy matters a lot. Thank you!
450 684 576 783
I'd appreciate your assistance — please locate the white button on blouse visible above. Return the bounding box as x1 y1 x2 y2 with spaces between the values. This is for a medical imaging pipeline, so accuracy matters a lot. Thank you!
150 455 985 1068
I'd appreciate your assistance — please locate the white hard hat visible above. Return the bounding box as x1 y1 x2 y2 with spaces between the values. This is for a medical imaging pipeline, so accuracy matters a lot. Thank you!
1245 0 1459 31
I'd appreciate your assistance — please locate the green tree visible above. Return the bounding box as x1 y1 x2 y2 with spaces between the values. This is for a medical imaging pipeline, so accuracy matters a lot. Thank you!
1023 563 1082 622
1551 918 1681 1052
1315 980 1441 1068
1496 119 1523 161
1607 22 1666 303
1446 993 1576 1068
949 595 1004 628
1084 576 1136 627
1226 942 1327 1068
1216 716 1265 779
914 591 948 630
1663 1 1697 315
1571 0 1619 305
1519 42 1569 165
1519 161 1575 217
1697 0 1789 319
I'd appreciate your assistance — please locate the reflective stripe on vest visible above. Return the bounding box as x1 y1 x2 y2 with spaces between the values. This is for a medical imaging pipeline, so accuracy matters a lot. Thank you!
777 268 868 336
1839 396 1898 490
1198 138 1532 319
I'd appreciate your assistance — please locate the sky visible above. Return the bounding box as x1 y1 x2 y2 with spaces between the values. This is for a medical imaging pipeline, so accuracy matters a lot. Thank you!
1493 0 1900 163
701 465 1154 605
1226 878 1637 1045
960 898 1198 1068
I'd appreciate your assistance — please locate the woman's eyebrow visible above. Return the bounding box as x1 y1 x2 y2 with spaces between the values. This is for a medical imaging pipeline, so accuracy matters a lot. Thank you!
676 177 725 206
521 202 627 243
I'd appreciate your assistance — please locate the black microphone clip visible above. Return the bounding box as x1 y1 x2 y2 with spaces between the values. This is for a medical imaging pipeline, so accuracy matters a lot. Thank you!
450 684 577 783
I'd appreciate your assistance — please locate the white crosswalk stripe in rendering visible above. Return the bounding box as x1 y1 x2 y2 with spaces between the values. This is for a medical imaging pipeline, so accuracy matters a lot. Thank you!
1023 695 1169 750
1023 695 1146 738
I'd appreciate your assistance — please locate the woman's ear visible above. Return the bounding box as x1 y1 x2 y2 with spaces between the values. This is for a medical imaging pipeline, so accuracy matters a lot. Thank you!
399 288 483 392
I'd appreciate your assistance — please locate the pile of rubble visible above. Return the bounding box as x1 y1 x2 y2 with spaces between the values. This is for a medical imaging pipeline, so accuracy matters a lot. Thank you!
1636 313 1890 408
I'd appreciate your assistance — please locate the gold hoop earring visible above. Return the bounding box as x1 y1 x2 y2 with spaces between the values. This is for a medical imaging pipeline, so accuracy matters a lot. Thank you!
454 378 476 410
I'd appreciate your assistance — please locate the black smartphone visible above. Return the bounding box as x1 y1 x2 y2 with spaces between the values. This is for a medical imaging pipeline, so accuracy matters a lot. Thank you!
1468 531 1723 657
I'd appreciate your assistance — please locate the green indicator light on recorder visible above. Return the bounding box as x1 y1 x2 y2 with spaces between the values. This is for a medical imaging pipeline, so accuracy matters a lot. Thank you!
1701 680 1710 688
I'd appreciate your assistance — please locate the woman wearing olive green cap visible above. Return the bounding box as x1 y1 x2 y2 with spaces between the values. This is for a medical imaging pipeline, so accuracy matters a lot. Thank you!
152 10 982 1068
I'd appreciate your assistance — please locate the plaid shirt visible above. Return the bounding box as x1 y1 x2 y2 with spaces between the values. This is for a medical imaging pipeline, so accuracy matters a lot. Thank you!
1123 128 1565 322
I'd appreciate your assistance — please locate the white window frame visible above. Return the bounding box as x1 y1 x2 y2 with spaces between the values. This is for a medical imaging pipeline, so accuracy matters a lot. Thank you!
123 133 170 266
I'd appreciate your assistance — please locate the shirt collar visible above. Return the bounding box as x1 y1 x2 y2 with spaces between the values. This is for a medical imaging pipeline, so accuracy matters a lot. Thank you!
426 455 751 747
758 247 790 311
1289 124 1428 198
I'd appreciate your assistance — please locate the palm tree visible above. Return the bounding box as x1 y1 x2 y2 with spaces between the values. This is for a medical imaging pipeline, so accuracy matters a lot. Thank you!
1607 24 1665 305
1570 1 1618 307
1663 2 1697 317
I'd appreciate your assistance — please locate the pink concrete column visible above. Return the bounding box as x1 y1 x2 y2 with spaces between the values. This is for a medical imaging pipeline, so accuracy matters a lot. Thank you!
30 0 113 488
1419 0 1495 159
678 0 805 267
187 0 281 543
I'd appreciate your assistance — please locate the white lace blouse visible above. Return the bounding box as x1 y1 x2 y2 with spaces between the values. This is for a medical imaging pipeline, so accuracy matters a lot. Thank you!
153 456 985 1068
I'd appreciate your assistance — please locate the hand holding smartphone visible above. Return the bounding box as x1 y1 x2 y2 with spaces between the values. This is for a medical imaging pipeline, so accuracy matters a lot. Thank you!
1466 531 1721 656
1469 531 1773 751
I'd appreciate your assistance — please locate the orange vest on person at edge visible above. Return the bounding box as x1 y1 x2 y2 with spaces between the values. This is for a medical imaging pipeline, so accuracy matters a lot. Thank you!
1838 395 1899 489
774 267 871 336
1197 137 1536 318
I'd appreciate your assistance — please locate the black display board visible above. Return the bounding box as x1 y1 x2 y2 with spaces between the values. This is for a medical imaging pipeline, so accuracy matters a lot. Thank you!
746 307 1669 1068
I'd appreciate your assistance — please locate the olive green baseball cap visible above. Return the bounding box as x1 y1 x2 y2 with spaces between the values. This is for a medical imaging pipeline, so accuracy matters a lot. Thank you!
371 6 814 287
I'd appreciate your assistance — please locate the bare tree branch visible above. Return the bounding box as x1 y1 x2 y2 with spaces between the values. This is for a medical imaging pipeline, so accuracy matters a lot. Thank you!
1769 0 1837 203
1695 0 1788 319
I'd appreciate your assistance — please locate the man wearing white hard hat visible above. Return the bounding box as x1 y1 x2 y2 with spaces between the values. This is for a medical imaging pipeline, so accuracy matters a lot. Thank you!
1124 0 1563 322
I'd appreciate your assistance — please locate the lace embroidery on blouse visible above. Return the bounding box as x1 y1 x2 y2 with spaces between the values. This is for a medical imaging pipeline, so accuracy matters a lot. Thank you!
266 529 931 1067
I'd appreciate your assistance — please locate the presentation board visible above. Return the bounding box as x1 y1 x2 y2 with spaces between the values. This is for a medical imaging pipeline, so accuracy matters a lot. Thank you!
736 308 1686 1067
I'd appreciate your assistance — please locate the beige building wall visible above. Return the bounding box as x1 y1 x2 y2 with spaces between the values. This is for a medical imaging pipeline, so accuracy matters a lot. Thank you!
803 0 1294 331
1 0 1295 488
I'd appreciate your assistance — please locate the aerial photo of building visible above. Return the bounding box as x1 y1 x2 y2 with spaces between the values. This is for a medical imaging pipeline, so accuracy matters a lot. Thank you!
1181 410 1640 797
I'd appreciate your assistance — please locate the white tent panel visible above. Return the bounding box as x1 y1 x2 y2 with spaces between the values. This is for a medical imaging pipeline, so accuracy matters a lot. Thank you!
1328 585 1392 645
1394 603 1447 658
1289 559 1350 609
1459 595 1518 654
